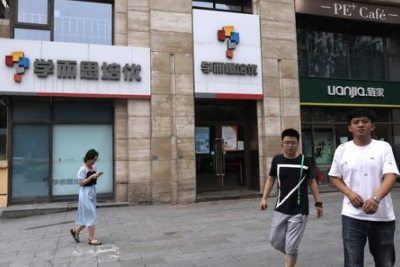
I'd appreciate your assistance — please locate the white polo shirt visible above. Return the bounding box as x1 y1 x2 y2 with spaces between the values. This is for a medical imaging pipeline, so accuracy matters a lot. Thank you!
329 139 399 221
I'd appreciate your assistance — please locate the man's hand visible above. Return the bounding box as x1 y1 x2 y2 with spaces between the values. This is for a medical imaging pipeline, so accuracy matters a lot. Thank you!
316 207 323 218
362 198 379 214
259 199 268 211
346 191 364 209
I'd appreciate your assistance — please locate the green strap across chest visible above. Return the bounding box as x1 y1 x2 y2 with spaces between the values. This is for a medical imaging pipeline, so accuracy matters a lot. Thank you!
297 154 304 205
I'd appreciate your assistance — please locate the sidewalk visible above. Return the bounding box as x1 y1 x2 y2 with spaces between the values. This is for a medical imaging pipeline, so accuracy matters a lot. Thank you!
0 189 399 267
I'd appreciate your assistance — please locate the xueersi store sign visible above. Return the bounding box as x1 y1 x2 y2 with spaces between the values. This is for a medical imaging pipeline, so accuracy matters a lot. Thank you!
0 38 150 98
193 9 263 100
295 0 400 25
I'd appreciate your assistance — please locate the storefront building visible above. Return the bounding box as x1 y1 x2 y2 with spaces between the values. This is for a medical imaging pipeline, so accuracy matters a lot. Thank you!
295 0 400 181
0 0 302 206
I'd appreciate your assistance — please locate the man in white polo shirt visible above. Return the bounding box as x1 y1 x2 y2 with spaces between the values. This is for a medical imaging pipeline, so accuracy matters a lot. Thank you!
329 108 399 267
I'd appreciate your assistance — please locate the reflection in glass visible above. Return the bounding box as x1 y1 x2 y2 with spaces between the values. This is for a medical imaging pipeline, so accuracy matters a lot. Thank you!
372 124 389 142
54 0 112 45
300 107 311 122
14 28 51 41
349 36 384 80
308 31 348 78
387 57 400 81
13 101 50 121
298 49 309 76
392 109 400 122
386 32 400 56
12 125 49 200
393 125 400 164
17 0 48 24
53 101 113 121
0 0 10 19
216 1 241 12
193 0 213 8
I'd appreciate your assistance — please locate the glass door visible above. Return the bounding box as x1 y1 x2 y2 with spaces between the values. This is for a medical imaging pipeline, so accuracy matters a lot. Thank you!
196 125 245 191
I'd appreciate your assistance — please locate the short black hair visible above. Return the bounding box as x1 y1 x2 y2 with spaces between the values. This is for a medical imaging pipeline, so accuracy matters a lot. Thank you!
84 149 99 163
347 108 377 125
281 128 300 141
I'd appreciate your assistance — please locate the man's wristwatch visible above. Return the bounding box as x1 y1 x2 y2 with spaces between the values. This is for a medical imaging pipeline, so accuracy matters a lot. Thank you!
372 196 381 204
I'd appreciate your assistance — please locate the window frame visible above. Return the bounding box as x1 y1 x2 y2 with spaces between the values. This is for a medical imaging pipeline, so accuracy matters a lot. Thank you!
11 0 114 44
9 96 115 204
192 0 252 14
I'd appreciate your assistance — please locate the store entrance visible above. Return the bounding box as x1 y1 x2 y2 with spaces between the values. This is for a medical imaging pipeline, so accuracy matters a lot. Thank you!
195 100 259 192
196 125 245 190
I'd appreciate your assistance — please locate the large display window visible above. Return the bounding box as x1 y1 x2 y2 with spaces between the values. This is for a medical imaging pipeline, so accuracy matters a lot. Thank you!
10 97 113 203
301 106 400 184
52 125 113 196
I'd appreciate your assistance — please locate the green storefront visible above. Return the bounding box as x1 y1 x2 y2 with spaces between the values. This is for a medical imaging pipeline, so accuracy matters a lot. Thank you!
295 0 400 183
299 77 400 183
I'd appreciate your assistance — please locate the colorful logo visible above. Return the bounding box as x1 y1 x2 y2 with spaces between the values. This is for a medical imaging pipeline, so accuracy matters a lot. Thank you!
217 26 240 59
5 52 30 82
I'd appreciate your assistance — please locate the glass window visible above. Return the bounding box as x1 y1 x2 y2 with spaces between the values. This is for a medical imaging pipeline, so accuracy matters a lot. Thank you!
13 101 50 121
386 31 400 56
308 31 348 79
53 101 113 121
392 125 400 164
54 0 112 45
12 124 49 200
301 126 313 158
17 0 48 24
312 108 347 123
193 0 213 8
392 109 400 122
298 49 309 77
373 124 389 142
387 57 400 82
300 107 311 122
311 107 388 123
192 0 252 14
52 124 113 196
349 36 385 80
0 101 7 160
196 104 247 122
297 16 400 81
14 28 51 41
216 0 242 12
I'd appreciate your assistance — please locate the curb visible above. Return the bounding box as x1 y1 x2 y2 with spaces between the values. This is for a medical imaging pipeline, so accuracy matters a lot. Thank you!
1 202 130 219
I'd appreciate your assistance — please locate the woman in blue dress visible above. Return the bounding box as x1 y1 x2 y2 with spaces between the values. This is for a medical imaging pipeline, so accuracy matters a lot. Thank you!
70 149 103 246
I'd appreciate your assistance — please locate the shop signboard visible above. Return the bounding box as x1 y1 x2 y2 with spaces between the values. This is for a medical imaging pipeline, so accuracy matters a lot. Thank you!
193 9 263 100
295 0 400 25
0 38 151 98
299 77 400 107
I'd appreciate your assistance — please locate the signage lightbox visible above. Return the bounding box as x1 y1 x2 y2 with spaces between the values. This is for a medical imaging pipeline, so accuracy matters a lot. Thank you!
0 38 151 98
193 9 263 100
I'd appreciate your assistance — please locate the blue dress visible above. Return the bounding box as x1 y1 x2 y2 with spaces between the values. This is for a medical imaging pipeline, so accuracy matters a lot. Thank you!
75 165 98 226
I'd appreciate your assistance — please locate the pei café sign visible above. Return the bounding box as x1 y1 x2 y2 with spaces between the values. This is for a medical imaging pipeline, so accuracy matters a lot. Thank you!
295 0 400 24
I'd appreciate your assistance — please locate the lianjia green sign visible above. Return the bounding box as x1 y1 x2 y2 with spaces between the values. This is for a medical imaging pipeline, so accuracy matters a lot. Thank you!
299 77 400 107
